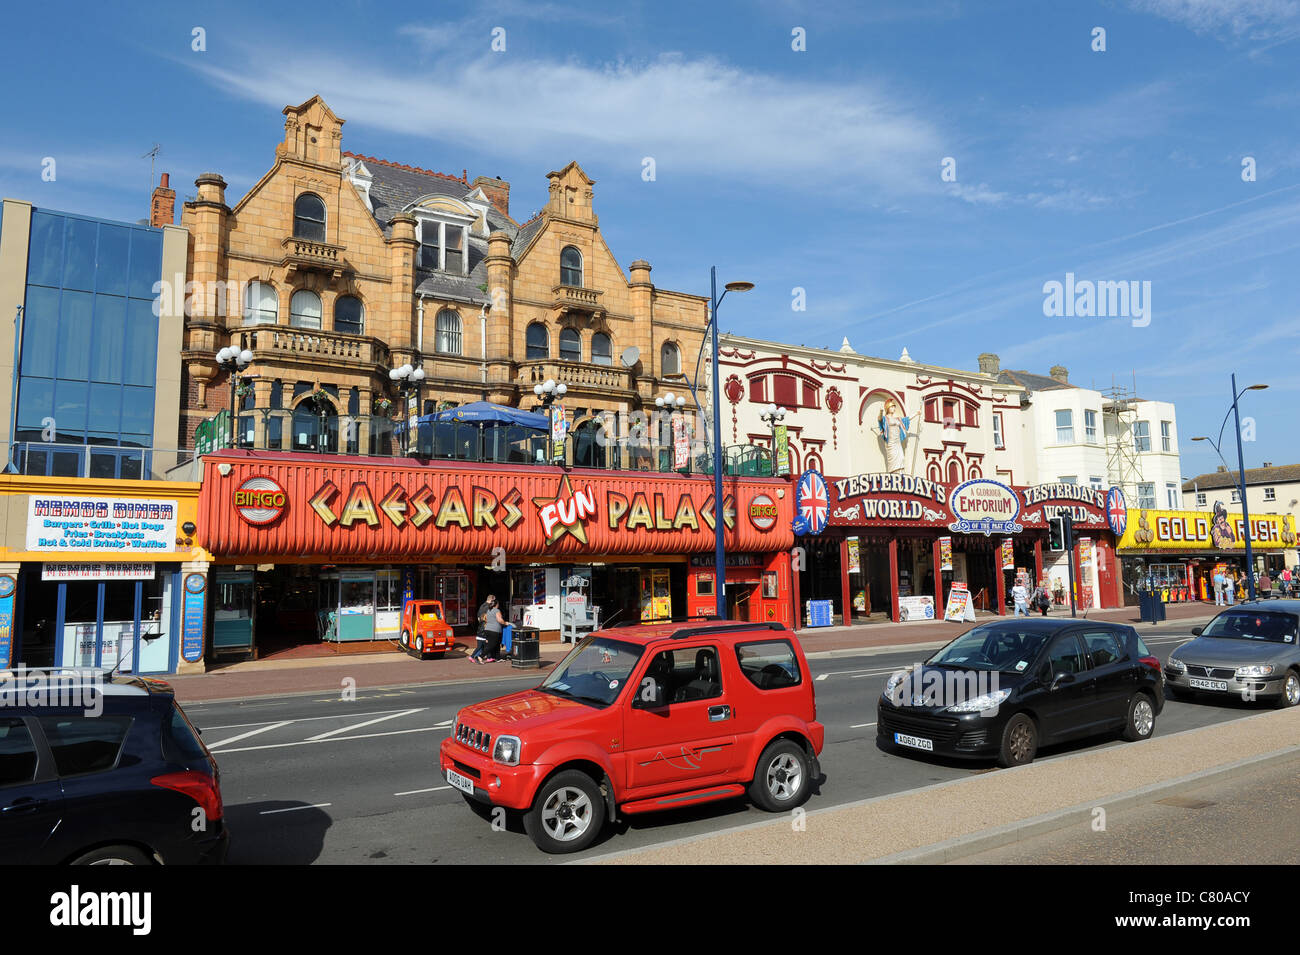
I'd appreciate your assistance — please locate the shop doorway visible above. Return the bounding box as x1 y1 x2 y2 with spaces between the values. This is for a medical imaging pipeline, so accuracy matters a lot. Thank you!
726 580 757 621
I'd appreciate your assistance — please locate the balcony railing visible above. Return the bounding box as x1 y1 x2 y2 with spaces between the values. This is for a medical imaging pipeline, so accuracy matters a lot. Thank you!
516 359 631 392
281 236 349 276
236 327 390 369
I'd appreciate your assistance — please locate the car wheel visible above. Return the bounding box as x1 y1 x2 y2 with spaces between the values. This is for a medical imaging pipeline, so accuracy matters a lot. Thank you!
1122 692 1156 741
996 713 1038 768
523 770 605 854
400 630 410 649
415 635 424 653
71 845 153 866
748 739 812 812
1275 670 1300 709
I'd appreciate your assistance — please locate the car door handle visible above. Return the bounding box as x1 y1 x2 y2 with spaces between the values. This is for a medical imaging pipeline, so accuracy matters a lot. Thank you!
708 705 731 722
2 798 48 814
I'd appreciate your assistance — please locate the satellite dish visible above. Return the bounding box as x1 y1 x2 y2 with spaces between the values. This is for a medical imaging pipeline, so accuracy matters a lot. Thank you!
620 346 640 368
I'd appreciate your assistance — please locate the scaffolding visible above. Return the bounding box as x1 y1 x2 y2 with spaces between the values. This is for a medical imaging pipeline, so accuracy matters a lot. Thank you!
1102 378 1144 498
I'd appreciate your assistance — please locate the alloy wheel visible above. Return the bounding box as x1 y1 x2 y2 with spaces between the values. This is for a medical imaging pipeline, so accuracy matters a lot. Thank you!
540 786 593 842
766 753 803 801
1009 722 1034 761
1133 698 1154 736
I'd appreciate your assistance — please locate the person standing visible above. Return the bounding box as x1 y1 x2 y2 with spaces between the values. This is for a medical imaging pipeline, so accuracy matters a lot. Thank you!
1032 579 1050 616
1282 567 1293 598
1011 580 1029 617
1225 571 1237 606
1259 571 1272 599
470 596 492 662
478 595 507 663
1212 568 1225 606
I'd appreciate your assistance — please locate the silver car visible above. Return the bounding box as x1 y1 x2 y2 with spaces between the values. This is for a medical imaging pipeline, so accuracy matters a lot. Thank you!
1165 599 1300 708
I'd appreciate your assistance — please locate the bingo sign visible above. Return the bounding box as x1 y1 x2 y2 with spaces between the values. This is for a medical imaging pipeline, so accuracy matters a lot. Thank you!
1106 486 1128 538
948 479 1022 536
181 573 206 664
234 476 287 525
749 493 778 531
794 470 830 536
0 575 15 668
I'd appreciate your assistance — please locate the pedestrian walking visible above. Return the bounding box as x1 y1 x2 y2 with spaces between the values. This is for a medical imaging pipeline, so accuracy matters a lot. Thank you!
1032 580 1051 616
1212 568 1225 606
470 597 492 662
1281 568 1293 598
1011 580 1029 616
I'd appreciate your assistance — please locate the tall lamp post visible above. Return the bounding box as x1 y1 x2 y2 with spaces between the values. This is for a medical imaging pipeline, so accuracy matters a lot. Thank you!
215 346 253 449
389 363 426 455
760 403 787 476
533 378 568 463
1192 375 1268 600
708 267 754 619
655 391 686 471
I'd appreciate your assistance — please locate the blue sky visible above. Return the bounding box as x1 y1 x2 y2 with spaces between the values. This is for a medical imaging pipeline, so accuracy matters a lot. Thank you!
3 0 1298 480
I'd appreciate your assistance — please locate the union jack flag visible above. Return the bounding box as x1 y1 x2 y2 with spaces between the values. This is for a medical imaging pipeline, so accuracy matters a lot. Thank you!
1106 487 1128 537
796 470 830 535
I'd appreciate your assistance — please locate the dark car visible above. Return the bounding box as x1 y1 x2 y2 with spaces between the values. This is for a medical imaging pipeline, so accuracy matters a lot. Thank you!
877 619 1164 767
0 669 228 864
1165 600 1300 708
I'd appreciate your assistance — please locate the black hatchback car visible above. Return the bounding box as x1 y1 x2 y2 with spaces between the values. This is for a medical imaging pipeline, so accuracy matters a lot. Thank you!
877 619 1164 767
0 670 228 864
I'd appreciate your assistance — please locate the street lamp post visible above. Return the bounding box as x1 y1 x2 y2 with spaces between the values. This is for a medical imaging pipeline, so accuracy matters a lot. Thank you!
533 378 568 463
655 392 686 471
1191 375 1268 601
759 403 786 476
389 363 426 455
215 346 253 449
708 267 754 619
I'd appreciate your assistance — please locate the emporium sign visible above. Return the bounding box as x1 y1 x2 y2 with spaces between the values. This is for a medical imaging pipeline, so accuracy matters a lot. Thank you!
948 479 1022 536
26 497 177 553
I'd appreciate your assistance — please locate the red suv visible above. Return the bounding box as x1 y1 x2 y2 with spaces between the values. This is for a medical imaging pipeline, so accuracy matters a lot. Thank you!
439 621 824 853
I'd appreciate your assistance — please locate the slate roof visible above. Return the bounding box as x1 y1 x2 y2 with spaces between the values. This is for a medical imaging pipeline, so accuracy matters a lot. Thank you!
997 369 1074 393
344 152 521 308
1182 463 1300 492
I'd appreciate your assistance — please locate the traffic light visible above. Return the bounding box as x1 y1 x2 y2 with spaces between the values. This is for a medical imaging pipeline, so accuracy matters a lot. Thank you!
1048 516 1065 551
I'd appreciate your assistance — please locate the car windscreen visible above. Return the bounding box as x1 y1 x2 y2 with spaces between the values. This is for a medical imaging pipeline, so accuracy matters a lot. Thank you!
1200 610 1297 644
539 635 645 707
929 625 1054 672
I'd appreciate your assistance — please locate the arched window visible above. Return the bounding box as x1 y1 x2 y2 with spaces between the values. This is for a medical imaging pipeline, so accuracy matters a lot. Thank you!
560 246 583 287
559 327 582 362
526 322 549 359
243 281 278 325
289 290 322 329
947 459 962 484
293 399 338 454
334 295 363 335
661 342 681 376
293 194 326 242
591 332 612 366
435 308 462 355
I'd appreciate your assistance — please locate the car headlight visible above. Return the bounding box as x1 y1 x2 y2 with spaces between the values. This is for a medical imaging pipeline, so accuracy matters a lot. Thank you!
883 671 908 701
1167 657 1186 673
946 688 1012 713
1235 664 1274 678
493 735 521 766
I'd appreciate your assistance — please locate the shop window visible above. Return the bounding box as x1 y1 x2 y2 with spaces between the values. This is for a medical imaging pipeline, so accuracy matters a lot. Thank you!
695 574 714 596
735 640 801 690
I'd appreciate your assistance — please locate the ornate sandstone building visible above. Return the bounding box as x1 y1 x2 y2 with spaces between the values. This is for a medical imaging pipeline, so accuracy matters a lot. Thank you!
178 95 708 460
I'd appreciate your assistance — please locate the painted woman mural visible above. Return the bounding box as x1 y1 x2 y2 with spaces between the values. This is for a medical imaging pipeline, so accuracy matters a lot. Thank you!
876 397 914 474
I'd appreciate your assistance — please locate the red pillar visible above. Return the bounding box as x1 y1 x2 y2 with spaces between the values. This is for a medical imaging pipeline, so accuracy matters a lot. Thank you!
839 536 853 626
1033 537 1044 587
995 546 1007 616
932 537 944 613
888 536 900 622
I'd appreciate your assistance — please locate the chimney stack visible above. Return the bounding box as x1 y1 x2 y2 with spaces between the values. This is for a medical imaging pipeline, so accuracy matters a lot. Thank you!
978 352 1000 375
151 172 176 227
472 176 510 219
1049 365 1069 383
1216 465 1227 473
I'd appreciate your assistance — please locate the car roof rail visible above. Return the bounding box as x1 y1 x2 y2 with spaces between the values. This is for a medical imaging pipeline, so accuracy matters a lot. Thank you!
668 621 789 640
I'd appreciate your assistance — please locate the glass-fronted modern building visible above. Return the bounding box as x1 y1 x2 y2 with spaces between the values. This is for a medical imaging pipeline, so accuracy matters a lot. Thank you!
0 197 198 675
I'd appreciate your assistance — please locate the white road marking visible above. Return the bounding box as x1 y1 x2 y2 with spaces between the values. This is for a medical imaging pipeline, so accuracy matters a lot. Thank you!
433 719 453 727
202 707 423 732
305 707 424 741
259 803 332 815
206 721 292 749
395 786 452 796
815 673 828 681
211 724 445 755
851 667 909 679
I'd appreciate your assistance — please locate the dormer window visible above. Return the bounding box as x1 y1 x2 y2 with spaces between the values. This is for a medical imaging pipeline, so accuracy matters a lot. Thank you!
561 246 583 287
294 194 326 242
418 218 469 275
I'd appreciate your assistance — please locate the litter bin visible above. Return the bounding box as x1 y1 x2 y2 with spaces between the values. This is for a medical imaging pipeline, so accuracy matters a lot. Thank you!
511 626 541 669
1138 590 1166 624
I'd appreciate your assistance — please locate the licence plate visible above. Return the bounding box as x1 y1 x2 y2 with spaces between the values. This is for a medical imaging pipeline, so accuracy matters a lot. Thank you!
1188 677 1229 691
446 768 476 795
894 732 934 752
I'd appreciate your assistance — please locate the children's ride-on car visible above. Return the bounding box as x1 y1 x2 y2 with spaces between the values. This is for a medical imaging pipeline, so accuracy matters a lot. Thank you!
401 600 455 659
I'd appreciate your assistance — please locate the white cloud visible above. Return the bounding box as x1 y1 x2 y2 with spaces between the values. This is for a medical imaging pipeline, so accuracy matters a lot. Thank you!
1129 0 1300 42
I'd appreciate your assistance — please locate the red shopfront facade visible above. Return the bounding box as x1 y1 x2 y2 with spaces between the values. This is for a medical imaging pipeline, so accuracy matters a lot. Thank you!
797 473 1122 624
195 451 796 658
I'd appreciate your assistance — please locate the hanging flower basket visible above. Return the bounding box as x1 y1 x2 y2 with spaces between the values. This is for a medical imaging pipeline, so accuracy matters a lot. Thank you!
310 389 334 412
234 383 254 399
373 397 393 414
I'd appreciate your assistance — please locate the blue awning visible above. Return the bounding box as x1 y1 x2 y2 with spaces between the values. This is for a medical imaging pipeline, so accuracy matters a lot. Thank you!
422 401 548 429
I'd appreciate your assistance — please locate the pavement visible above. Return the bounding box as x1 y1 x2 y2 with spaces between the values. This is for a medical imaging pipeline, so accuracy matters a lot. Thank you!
583 707 1300 865
167 600 1218 703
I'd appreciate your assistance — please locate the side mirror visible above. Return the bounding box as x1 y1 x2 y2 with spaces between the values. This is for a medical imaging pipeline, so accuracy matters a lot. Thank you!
1191 626 1203 636
1050 672 1076 691
631 679 667 709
